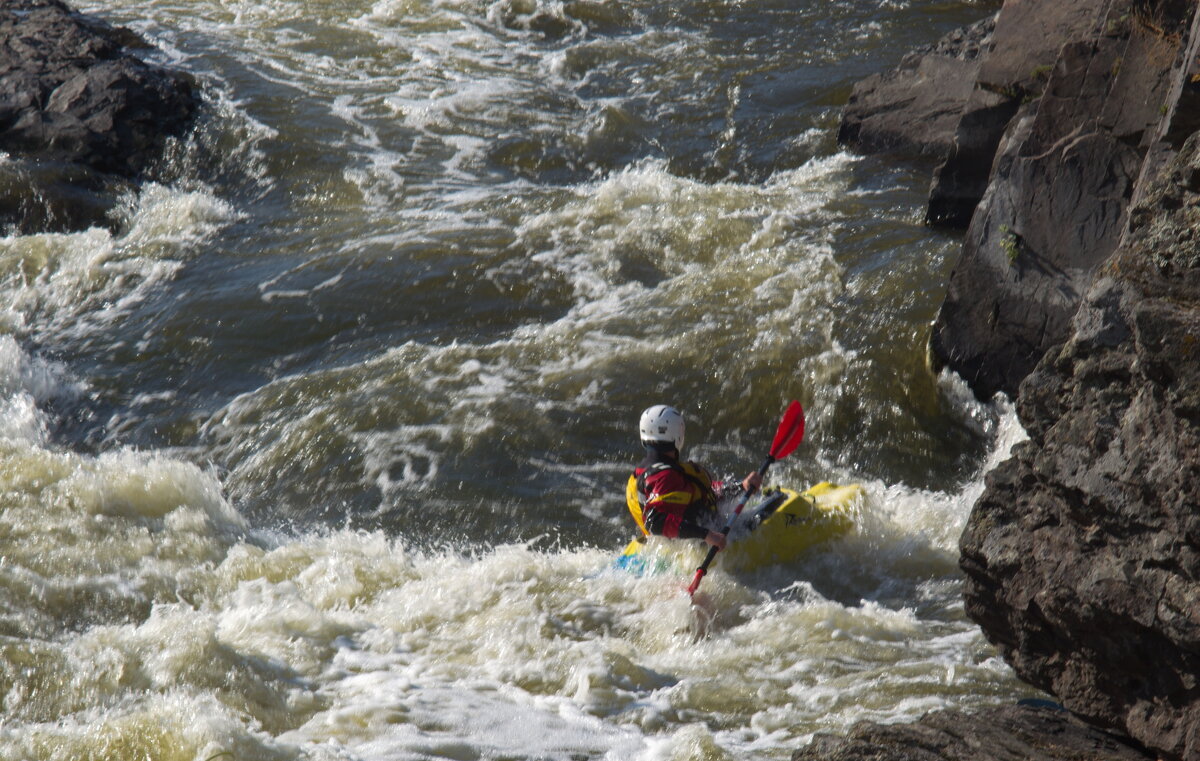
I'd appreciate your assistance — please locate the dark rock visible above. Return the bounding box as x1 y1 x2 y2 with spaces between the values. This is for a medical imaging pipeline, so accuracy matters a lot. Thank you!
1132 5 1200 202
929 0 1189 399
926 0 1111 228
837 14 997 158
960 132 1200 761
0 0 198 231
831 1 1200 759
793 704 1151 761
923 89 1020 228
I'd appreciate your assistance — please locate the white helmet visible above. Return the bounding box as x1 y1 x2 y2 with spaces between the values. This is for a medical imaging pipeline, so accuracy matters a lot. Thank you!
639 405 685 451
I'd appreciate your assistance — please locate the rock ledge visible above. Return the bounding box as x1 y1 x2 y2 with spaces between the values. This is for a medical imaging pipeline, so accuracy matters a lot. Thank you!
0 0 199 232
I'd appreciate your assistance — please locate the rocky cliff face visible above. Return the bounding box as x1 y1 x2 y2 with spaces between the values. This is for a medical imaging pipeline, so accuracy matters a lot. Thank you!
825 1 1200 760
931 0 1192 401
961 128 1200 761
843 0 1196 402
0 0 199 233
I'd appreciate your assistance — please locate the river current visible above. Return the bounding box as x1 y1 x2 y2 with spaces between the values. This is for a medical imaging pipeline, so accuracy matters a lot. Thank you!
0 0 1038 758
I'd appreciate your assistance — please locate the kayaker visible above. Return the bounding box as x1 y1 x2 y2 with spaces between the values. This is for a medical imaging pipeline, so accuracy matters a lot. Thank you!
627 405 762 551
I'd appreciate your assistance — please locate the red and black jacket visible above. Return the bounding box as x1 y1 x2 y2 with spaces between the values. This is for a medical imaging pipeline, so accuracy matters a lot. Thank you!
626 450 721 540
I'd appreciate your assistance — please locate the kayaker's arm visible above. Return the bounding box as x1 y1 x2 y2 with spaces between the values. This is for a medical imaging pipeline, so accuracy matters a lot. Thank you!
712 471 764 500
743 471 762 492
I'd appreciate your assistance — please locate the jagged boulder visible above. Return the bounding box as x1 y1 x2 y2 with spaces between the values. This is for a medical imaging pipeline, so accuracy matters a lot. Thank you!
837 13 997 158
960 131 1200 761
0 0 199 232
925 0 1111 228
839 0 1186 401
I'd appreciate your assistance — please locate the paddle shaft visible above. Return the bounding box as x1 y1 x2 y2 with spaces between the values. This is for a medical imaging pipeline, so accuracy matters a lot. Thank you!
685 400 805 598
685 454 774 596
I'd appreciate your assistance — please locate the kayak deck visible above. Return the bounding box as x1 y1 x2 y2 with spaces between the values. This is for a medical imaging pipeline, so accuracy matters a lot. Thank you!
614 481 863 576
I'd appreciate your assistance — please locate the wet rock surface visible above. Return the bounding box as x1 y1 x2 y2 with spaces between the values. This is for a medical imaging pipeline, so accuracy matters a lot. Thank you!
0 0 199 232
794 703 1152 761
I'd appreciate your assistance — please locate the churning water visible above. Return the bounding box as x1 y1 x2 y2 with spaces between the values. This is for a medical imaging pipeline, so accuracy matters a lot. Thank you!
0 0 1036 758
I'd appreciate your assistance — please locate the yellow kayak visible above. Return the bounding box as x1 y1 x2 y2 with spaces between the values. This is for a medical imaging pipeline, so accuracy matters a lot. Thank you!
614 482 863 575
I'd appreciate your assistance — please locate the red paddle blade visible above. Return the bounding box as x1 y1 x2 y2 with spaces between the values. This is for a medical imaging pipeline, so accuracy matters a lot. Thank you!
769 401 805 460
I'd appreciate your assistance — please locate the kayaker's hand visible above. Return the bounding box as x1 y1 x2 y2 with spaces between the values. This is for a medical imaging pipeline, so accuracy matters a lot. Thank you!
742 471 762 493
704 531 727 551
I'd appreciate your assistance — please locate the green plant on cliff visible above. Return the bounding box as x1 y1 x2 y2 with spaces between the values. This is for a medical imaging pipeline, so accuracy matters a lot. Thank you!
982 81 1023 100
1105 13 1130 37
999 224 1020 265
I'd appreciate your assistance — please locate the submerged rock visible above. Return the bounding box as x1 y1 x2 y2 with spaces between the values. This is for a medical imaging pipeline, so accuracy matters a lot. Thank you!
0 158 133 234
794 703 1152 761
0 0 199 232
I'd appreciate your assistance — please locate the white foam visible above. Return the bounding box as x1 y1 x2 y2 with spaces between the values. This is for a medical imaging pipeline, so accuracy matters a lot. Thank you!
0 335 83 445
0 395 48 446
797 378 1026 575
936 367 1028 473
0 183 234 345
0 479 1031 761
